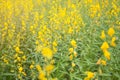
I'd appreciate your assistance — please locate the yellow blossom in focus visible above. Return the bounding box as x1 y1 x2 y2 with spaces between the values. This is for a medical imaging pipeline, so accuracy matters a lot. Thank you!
108 27 115 37
100 30 105 39
41 47 53 59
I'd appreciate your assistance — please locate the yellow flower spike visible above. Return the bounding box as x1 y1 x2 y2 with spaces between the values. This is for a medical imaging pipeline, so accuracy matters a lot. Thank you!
38 71 47 80
22 72 27 76
41 47 53 59
111 37 116 47
69 55 73 60
15 47 20 53
22 55 26 61
17 57 21 62
108 27 115 37
101 42 109 51
101 60 106 66
74 51 77 57
52 41 57 47
30 65 34 69
100 30 106 39
19 67 23 73
45 64 54 74
96 58 101 65
72 62 76 67
104 50 110 60
69 48 74 53
35 40 39 45
86 71 94 79
36 65 42 72
70 39 77 48
68 27 73 34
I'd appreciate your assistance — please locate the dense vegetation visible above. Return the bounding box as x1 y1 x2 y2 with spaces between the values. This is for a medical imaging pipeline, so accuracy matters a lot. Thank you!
0 0 120 80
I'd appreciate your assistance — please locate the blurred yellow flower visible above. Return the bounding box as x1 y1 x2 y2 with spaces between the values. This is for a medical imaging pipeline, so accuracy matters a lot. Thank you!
100 30 105 39
38 71 47 80
41 47 53 59
72 62 76 67
108 27 115 37
19 67 23 73
36 65 42 72
30 65 34 69
111 37 116 47
104 50 110 60
71 40 77 47
53 41 57 47
15 47 20 53
45 64 54 73
101 42 109 51
101 60 106 66
69 48 74 53
69 55 73 60
74 51 77 57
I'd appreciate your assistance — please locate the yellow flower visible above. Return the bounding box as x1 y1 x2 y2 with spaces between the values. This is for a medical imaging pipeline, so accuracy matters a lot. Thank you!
101 60 106 66
22 72 27 76
30 65 34 69
68 27 73 34
96 58 101 65
101 42 109 51
108 27 115 37
15 47 20 53
71 39 77 47
86 71 94 79
38 71 47 80
22 55 26 61
74 51 77 57
69 55 73 60
72 62 76 67
69 48 74 53
45 64 54 74
41 47 53 59
52 41 57 47
96 59 106 66
100 30 105 39
36 65 42 72
111 37 116 47
19 67 23 73
104 50 110 60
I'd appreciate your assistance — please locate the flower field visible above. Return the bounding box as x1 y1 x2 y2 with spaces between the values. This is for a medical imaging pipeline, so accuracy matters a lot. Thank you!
0 0 120 80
